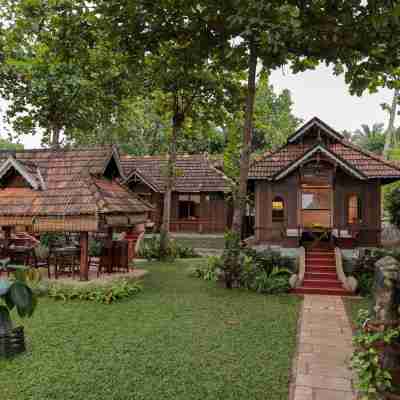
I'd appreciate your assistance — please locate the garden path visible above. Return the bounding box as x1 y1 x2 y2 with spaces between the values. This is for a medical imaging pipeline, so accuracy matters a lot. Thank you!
291 295 355 400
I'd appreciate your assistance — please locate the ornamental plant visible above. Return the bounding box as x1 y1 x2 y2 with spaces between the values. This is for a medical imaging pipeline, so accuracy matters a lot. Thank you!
0 272 37 336
351 310 400 399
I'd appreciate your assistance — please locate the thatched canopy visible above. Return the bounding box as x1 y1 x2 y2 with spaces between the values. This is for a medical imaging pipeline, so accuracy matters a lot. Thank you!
0 145 151 233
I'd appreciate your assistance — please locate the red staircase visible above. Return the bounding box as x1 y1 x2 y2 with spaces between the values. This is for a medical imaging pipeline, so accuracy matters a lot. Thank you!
292 246 352 296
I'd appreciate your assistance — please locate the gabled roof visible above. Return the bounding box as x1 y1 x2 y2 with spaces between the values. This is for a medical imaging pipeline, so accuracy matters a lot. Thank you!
249 118 400 181
274 144 367 181
287 116 344 143
121 154 232 193
0 146 151 218
0 156 43 190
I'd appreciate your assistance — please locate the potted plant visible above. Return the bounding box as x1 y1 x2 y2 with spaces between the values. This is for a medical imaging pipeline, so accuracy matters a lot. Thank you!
0 270 37 357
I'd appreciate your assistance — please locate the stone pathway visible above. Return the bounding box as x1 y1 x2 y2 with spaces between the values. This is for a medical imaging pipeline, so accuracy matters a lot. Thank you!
291 295 355 400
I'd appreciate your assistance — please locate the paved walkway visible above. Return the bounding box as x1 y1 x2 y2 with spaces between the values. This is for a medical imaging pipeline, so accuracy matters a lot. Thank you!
292 295 355 400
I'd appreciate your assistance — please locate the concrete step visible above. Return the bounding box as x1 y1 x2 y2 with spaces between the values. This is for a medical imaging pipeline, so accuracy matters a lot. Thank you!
303 279 343 289
304 272 338 280
306 266 337 273
292 287 353 296
306 253 335 260
306 259 336 267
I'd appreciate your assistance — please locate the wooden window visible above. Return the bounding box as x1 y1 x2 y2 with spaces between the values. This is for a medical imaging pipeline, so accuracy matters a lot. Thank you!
178 194 200 219
272 197 285 222
348 194 362 224
301 187 332 227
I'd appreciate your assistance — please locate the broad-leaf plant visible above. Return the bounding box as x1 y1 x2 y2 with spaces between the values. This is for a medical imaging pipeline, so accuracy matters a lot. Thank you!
0 267 37 336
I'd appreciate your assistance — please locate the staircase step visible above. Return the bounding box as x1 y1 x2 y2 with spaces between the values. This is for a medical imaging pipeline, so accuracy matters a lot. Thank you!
306 253 335 259
292 287 353 296
304 272 338 280
303 279 343 289
306 249 334 254
307 266 337 273
306 259 336 267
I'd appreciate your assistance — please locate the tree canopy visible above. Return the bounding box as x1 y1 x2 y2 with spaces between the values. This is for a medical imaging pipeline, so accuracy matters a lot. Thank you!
0 0 142 147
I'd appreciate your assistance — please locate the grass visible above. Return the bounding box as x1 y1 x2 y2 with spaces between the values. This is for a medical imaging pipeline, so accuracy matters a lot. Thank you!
1 259 300 400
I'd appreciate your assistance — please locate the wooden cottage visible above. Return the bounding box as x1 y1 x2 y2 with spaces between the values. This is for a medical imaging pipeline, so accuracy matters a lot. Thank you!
121 154 232 233
0 145 151 279
249 117 400 249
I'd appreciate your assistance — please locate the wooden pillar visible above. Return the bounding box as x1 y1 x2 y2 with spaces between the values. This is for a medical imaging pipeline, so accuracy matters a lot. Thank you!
3 226 11 247
79 232 89 281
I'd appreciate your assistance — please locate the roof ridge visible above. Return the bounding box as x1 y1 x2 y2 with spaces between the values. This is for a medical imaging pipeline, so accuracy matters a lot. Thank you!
0 145 114 155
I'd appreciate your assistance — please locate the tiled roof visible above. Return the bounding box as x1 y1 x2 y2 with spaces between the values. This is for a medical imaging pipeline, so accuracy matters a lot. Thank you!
249 141 400 180
0 146 151 217
121 154 232 193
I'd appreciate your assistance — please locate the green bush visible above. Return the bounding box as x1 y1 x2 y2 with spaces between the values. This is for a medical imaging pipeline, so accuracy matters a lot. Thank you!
352 248 400 297
89 239 102 257
138 236 199 261
385 184 400 229
39 233 65 247
194 246 294 295
191 256 222 281
48 279 142 304
351 309 400 399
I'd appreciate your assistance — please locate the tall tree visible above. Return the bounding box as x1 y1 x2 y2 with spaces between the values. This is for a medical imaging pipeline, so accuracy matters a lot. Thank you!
352 123 386 155
0 0 142 147
70 91 226 155
383 88 399 159
253 73 301 151
146 44 239 257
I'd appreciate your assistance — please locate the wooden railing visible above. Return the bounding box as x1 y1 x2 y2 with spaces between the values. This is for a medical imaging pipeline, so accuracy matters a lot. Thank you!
170 218 226 233
254 225 382 248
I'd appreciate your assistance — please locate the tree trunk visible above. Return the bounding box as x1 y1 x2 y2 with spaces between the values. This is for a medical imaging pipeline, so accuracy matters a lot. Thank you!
159 94 181 258
383 88 399 159
221 38 257 289
51 125 61 148
231 38 258 237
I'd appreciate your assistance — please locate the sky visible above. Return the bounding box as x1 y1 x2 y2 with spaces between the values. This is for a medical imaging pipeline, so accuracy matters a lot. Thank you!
270 64 394 133
0 63 395 148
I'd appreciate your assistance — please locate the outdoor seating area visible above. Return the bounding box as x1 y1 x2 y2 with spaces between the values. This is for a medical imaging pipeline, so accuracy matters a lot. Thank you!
0 233 134 280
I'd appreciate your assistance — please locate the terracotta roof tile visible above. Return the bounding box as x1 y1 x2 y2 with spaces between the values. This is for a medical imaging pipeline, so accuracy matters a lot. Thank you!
0 146 151 218
249 141 400 180
121 154 232 193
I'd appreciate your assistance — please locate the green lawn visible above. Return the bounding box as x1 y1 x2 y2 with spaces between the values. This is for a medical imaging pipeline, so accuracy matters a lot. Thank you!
1 259 300 400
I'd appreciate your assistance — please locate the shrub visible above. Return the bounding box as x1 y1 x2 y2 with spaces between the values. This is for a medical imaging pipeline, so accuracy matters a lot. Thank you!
351 248 400 297
245 267 292 294
138 236 199 261
351 309 400 399
48 279 142 304
89 239 102 257
39 233 65 247
194 245 294 295
385 184 400 229
196 256 223 281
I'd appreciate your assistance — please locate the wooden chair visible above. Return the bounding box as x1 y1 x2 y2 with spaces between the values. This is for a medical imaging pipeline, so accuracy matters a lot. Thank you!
97 241 113 276
54 251 80 279
112 241 129 273
9 246 34 267
32 246 52 279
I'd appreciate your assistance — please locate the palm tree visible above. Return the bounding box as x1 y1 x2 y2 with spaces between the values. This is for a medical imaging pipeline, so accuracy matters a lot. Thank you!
351 123 386 155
